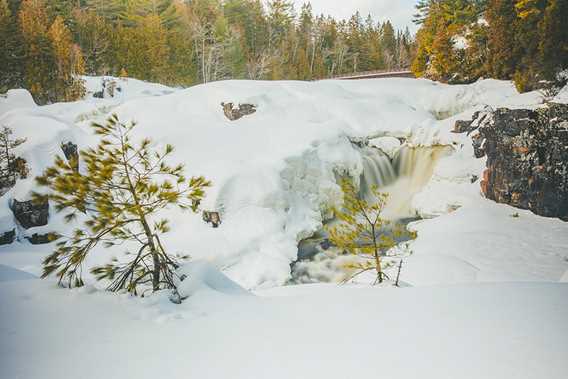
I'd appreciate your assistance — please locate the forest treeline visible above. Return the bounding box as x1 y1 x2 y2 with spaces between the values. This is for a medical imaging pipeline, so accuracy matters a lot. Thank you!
412 0 568 91
0 0 415 104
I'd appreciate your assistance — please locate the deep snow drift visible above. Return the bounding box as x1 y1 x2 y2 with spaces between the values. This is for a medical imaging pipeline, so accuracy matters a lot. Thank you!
2 76 568 379
1 269 567 379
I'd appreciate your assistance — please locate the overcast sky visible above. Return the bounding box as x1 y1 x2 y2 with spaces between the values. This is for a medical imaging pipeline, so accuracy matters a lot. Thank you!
292 0 419 32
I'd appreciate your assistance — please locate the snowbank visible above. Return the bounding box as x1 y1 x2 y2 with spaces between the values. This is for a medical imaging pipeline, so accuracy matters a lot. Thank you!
1 279 567 379
0 89 36 117
175 261 251 298
0 264 37 282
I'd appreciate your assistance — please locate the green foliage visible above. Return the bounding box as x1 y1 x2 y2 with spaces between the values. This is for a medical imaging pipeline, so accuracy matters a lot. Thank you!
413 0 568 91
0 126 27 189
2 0 415 93
0 0 24 92
35 114 211 296
326 179 416 284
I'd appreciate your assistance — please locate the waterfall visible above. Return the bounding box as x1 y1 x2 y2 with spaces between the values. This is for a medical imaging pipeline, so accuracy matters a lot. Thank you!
359 147 397 196
291 143 453 284
359 144 453 219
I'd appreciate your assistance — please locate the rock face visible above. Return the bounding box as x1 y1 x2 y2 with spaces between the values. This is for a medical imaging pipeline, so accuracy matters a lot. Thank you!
11 198 49 229
222 102 256 121
458 103 568 220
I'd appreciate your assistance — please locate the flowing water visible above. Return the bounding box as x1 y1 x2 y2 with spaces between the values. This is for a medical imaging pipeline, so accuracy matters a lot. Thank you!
291 143 454 284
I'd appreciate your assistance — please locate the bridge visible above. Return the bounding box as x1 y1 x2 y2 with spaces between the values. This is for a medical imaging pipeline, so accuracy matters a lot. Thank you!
328 69 415 80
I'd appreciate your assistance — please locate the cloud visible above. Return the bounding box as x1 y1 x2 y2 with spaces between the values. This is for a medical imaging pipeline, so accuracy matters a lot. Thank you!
292 0 418 32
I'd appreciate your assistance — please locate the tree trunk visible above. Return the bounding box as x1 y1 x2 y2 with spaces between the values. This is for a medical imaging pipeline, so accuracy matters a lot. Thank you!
371 226 383 283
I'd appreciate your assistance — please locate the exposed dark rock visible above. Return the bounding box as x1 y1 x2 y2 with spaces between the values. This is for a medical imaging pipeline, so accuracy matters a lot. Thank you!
453 119 474 134
222 102 256 121
26 232 60 245
61 141 79 170
11 198 49 229
348 136 368 148
203 211 221 228
471 103 568 220
0 229 15 245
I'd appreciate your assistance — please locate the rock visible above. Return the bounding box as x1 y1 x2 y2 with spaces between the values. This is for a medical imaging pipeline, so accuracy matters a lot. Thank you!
26 232 60 245
222 102 256 121
474 103 568 220
453 119 474 133
0 229 15 245
348 136 368 148
61 141 79 170
202 211 221 228
11 198 49 229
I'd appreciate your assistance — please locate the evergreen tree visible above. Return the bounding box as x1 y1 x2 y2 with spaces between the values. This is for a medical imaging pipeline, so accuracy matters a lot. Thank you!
0 126 27 190
0 0 24 92
18 0 54 104
538 0 568 82
48 15 86 102
326 179 415 284
74 9 112 75
36 114 211 296
5 0 416 90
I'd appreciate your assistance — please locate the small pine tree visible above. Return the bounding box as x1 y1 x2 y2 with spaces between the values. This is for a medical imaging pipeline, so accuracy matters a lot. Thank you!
0 126 27 190
326 178 415 284
36 114 211 297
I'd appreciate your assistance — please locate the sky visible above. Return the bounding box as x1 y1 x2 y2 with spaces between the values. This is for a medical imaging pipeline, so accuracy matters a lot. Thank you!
292 0 419 32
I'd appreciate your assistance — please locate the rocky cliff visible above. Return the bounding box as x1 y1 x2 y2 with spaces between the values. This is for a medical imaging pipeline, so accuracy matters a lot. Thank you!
456 103 568 220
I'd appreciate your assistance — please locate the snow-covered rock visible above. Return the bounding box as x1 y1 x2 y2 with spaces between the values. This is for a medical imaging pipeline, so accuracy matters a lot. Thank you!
0 89 36 117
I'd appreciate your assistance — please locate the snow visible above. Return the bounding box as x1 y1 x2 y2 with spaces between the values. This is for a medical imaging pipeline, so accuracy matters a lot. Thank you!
369 136 401 158
452 35 469 50
176 262 251 298
1 77 567 288
1 75 567 379
0 89 37 117
1 277 567 379
0 264 37 282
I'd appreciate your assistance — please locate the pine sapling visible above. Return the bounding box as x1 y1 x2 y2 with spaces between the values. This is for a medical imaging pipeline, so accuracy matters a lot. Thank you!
35 114 211 296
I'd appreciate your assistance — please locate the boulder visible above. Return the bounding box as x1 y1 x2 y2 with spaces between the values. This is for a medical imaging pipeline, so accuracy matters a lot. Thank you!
469 103 568 220
11 198 49 229
26 232 60 245
222 102 256 121
0 229 15 245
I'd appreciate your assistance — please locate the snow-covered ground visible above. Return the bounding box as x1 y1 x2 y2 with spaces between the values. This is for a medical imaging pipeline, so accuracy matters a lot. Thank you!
1 76 568 378
1 264 567 379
